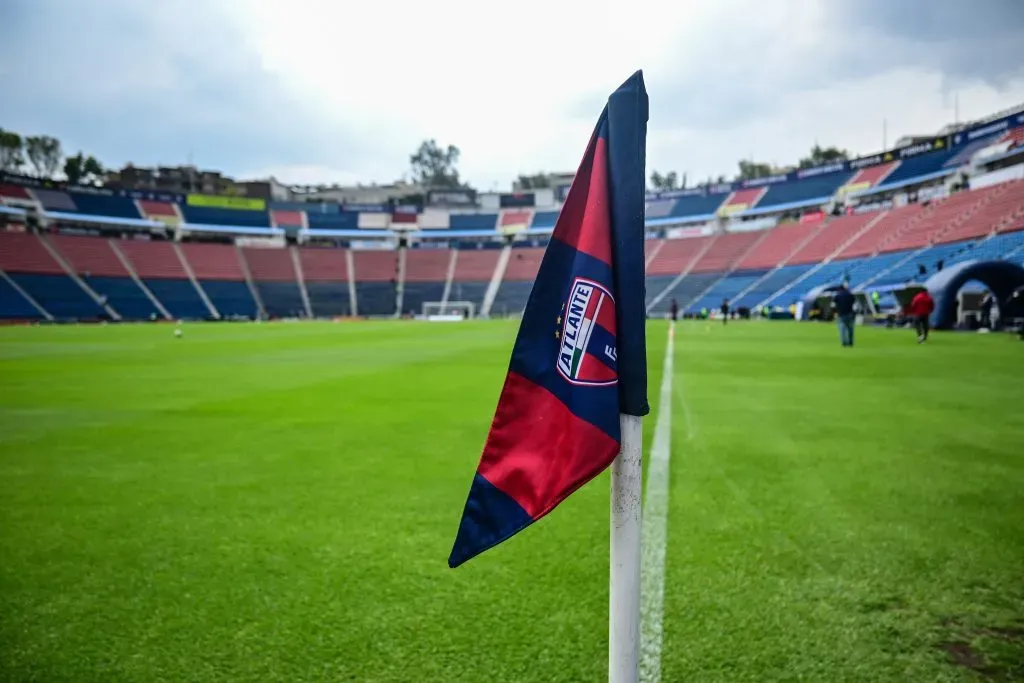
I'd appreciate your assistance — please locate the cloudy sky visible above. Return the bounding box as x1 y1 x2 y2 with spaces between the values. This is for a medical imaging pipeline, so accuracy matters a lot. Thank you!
2 0 1022 190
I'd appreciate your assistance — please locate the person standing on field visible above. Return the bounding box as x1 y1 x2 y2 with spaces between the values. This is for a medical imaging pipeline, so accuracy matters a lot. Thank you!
833 282 856 347
907 288 935 343
720 298 730 325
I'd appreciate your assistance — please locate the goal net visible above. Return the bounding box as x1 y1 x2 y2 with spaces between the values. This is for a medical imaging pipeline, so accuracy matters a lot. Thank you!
422 301 476 321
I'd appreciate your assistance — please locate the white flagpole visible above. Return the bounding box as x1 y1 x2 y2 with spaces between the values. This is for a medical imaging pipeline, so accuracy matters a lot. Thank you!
610 413 643 683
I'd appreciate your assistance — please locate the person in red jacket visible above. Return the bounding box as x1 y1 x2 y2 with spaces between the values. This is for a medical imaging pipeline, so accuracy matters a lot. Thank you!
907 289 935 342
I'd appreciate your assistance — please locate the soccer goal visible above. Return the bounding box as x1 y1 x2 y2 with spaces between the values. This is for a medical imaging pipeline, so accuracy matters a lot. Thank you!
422 301 476 321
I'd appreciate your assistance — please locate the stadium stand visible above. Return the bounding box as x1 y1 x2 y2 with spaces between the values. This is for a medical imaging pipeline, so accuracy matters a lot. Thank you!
179 243 257 318
755 172 852 210
31 189 76 211
0 232 102 319
115 239 209 319
492 246 544 316
450 213 498 231
137 200 181 225
734 221 822 270
299 247 350 317
50 235 157 319
0 184 32 201
788 212 879 264
0 274 40 319
499 210 533 234
530 211 559 230
307 212 358 231
718 188 765 216
241 247 305 318
835 206 922 259
447 247 499 309
271 209 305 230
67 193 141 219
662 193 728 221
351 250 398 316
878 147 959 188
182 205 270 228
690 230 762 273
842 162 897 194
402 248 450 315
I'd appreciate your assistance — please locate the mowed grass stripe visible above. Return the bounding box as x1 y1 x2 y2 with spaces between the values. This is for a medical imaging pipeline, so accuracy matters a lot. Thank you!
0 320 1021 682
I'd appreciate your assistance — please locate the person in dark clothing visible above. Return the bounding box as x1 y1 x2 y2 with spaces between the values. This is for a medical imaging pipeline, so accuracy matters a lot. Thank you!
720 298 730 325
833 283 856 347
670 298 678 322
980 290 994 329
907 289 935 342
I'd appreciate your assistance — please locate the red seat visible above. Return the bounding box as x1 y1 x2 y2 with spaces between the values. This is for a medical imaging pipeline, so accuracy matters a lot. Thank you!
299 247 348 282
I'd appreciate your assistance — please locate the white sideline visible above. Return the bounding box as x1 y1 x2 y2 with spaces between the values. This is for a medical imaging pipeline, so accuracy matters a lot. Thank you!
640 323 675 683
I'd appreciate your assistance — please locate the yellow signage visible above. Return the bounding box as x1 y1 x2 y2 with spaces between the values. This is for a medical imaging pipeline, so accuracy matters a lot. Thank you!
186 194 266 211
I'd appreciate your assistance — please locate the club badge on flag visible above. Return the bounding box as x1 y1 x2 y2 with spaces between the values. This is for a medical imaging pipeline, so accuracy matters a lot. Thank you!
448 71 649 568
557 278 617 386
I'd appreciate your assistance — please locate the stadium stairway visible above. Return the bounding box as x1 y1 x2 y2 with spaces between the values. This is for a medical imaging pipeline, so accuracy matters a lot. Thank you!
0 269 51 320
179 243 258 319
352 250 398 317
758 211 889 307
50 235 163 320
117 239 211 319
299 247 351 317
402 248 450 316
446 247 499 314
646 234 718 314
37 234 121 320
731 220 830 307
241 246 306 318
481 245 513 317
490 246 542 317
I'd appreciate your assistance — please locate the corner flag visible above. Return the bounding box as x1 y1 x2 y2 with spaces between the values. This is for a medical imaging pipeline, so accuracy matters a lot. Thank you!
449 71 649 568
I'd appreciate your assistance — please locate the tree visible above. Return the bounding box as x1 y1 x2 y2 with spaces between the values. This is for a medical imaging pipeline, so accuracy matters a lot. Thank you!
798 144 849 169
736 159 777 181
516 172 551 190
83 155 105 184
649 170 681 192
0 128 25 173
64 152 104 185
410 139 461 189
25 135 63 178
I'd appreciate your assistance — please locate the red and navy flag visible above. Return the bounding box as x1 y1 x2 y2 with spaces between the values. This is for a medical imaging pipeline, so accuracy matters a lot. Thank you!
449 71 649 568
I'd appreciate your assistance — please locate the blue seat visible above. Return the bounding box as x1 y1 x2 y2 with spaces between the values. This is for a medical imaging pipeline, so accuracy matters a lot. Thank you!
0 277 42 319
9 273 104 320
355 282 396 316
182 206 270 227
144 279 210 319
666 193 728 220
447 281 489 308
200 280 258 318
84 276 158 320
307 212 359 230
491 281 534 316
649 272 722 314
402 282 445 315
757 172 853 209
531 211 560 229
306 282 350 317
69 193 141 219
733 264 814 308
450 214 498 231
255 282 305 318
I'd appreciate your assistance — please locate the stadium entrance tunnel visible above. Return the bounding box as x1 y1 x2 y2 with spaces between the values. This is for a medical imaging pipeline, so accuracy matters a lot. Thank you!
924 259 1024 329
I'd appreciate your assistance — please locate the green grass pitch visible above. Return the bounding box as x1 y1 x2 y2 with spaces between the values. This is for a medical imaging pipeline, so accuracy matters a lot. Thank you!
1 320 1022 682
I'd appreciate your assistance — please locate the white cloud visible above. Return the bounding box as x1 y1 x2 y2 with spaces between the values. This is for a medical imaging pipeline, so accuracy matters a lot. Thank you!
5 0 1023 190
